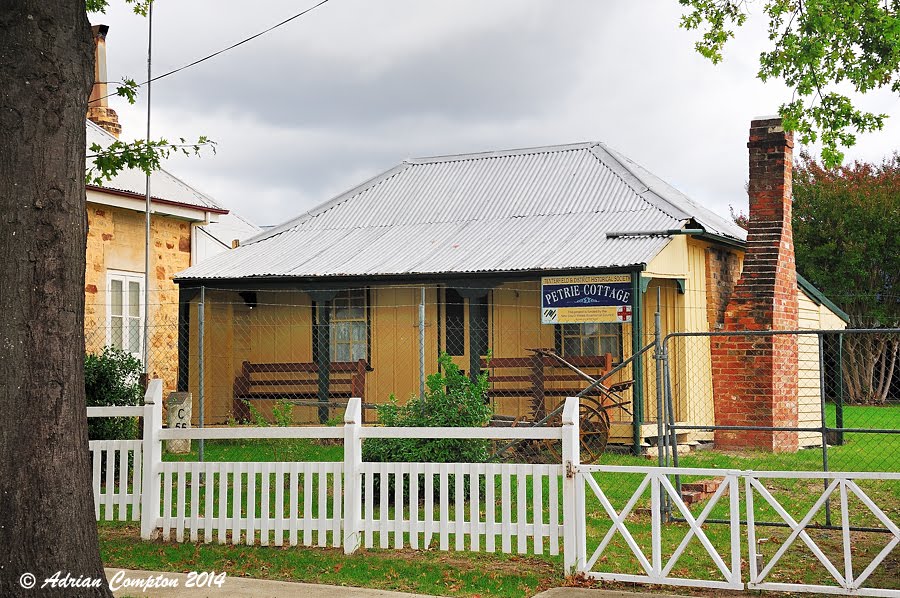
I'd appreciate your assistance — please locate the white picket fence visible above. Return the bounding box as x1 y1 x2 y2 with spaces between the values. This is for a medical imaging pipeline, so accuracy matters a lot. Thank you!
88 380 900 596
156 461 345 547
87 406 146 522
357 462 563 554
89 380 576 560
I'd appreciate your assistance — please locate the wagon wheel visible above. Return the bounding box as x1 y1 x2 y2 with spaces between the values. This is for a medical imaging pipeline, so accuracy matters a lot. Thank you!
543 399 611 464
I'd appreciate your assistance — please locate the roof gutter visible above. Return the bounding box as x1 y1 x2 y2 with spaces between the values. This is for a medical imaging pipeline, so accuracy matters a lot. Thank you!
606 229 704 238
86 184 229 215
174 264 648 289
606 228 745 250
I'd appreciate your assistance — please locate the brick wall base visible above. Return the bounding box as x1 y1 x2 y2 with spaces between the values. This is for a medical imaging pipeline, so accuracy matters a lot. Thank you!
711 330 799 452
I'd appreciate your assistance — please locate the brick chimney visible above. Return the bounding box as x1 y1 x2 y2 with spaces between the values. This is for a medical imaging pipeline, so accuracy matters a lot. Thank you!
86 25 122 138
710 117 800 452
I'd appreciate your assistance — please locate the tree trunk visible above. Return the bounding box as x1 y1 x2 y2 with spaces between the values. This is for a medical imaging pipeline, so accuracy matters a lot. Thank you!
0 3 111 597
874 339 898 403
841 333 898 405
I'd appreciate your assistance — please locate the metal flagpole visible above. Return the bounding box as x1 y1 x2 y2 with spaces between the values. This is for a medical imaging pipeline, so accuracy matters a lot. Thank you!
142 2 153 375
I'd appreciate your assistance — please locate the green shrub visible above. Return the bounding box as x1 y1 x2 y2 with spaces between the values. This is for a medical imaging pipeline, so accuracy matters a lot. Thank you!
84 347 143 441
272 399 294 427
238 399 295 427
363 353 493 464
241 400 270 427
362 354 493 504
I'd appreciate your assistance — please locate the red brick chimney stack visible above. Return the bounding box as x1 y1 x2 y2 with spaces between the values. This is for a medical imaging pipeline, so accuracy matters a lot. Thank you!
711 117 800 452
87 25 122 138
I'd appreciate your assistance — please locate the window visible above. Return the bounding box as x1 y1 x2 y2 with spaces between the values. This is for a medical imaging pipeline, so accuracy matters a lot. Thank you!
107 271 144 360
330 289 368 362
558 323 622 361
444 288 466 356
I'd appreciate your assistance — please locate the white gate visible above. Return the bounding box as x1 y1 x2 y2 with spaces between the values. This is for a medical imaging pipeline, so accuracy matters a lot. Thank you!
576 465 742 591
574 464 900 596
746 470 900 597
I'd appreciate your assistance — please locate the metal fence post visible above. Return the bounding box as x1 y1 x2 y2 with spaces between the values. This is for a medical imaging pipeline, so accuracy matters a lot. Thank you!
836 332 845 445
140 379 163 540
662 343 681 498
419 286 426 400
343 397 362 554
562 396 581 573
818 332 831 526
631 272 644 456
198 285 205 462
653 295 669 520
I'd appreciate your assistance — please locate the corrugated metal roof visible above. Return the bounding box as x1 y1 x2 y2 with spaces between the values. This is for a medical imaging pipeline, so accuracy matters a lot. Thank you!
177 141 744 281
86 120 224 213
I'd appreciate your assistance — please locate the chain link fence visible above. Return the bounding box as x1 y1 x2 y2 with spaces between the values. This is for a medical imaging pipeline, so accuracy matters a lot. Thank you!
84 284 899 471
84 284 899 587
662 329 900 473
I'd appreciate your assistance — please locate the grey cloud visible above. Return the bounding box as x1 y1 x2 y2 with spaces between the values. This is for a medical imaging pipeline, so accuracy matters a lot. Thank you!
153 23 592 130
98 0 900 231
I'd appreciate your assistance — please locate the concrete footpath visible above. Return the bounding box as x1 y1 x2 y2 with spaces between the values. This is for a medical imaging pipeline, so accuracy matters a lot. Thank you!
105 569 689 598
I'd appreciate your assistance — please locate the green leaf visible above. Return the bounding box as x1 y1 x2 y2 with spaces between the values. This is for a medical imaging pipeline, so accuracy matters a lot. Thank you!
679 0 900 167
85 137 216 186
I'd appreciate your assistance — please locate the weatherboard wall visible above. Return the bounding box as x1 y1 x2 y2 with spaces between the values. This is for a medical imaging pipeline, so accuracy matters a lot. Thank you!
183 279 681 432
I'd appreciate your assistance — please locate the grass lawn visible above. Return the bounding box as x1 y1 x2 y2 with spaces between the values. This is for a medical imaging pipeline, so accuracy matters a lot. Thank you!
101 404 899 595
99 523 563 598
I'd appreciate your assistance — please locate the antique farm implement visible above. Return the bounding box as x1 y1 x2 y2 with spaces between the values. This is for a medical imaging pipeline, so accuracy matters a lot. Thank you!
487 348 633 463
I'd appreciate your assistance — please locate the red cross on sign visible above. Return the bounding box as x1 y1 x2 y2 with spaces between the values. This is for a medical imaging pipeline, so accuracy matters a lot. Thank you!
617 305 632 322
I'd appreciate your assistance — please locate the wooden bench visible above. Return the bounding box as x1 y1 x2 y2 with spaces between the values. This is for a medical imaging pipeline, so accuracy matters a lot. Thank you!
232 359 369 423
480 351 625 420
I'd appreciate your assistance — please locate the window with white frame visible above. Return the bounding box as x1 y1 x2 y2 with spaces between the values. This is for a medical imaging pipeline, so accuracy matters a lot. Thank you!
558 322 622 362
330 289 368 362
107 271 144 360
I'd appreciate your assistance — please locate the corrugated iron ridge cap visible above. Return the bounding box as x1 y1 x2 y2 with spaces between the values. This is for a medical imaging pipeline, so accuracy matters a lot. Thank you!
85 119 224 211
599 142 746 241
244 142 600 245
242 162 413 246
404 141 598 164
587 143 694 230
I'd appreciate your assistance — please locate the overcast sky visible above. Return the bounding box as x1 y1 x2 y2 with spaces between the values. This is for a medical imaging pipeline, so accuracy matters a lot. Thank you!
96 0 900 228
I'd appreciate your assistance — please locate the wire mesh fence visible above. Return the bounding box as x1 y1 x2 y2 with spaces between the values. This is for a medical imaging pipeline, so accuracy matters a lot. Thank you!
84 283 899 472
663 329 900 473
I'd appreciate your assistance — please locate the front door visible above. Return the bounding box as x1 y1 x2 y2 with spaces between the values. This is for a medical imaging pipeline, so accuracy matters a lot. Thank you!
439 288 489 377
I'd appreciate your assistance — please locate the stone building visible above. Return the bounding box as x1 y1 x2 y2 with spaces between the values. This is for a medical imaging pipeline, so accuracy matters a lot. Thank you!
84 25 258 393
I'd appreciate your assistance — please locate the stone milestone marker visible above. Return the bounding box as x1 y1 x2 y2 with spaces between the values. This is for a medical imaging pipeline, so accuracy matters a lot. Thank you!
167 392 192 454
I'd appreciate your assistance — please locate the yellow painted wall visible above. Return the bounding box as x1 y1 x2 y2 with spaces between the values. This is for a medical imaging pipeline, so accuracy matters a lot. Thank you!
369 286 439 404
188 287 443 424
641 237 720 437
796 289 848 447
640 279 682 426
84 201 192 395
188 290 320 424
490 281 552 418
180 236 849 448
645 235 689 278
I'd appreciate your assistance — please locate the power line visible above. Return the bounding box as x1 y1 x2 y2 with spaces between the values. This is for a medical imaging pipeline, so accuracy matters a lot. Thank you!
89 0 332 106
